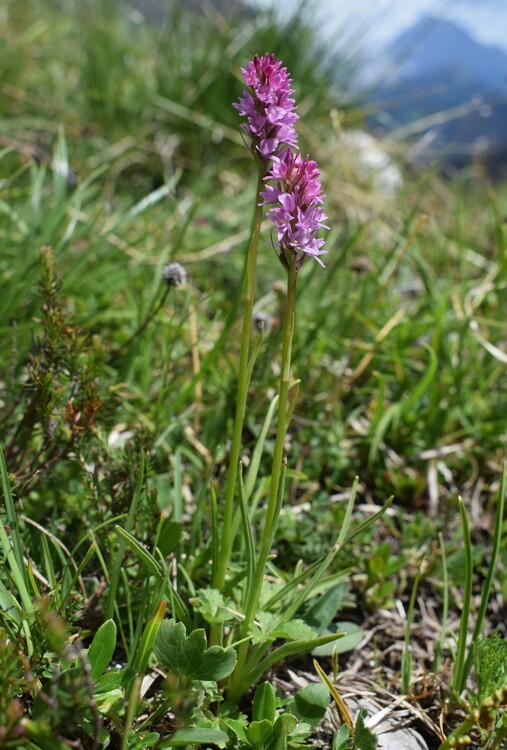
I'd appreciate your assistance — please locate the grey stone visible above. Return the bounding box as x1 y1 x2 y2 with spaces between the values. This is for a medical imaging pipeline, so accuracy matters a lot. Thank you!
377 727 429 750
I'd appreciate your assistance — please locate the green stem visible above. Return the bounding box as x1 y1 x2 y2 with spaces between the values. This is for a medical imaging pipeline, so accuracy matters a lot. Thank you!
213 171 265 595
228 255 298 699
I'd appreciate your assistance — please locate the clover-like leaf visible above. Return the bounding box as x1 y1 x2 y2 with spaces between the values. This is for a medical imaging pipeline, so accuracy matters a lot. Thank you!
292 683 329 729
154 619 236 681
191 588 237 625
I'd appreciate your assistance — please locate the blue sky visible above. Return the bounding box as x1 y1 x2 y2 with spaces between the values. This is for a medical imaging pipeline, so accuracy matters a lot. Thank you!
245 0 507 55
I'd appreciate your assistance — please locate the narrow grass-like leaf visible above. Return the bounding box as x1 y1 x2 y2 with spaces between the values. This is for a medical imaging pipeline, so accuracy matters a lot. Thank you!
369 345 437 465
342 495 394 546
239 632 343 697
25 558 41 600
121 675 141 750
59 543 96 613
114 526 163 580
402 562 423 694
40 534 58 604
433 532 449 672
313 659 354 734
172 448 183 523
238 464 255 598
453 497 473 694
0 578 22 629
0 445 26 589
106 455 145 619
281 477 359 623
0 473 33 655
158 728 229 748
284 381 300 432
246 327 264 386
244 395 278 502
122 567 135 647
210 484 219 589
133 600 166 677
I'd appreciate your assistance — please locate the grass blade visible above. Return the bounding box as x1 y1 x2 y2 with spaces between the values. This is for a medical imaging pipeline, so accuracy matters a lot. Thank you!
453 497 473 695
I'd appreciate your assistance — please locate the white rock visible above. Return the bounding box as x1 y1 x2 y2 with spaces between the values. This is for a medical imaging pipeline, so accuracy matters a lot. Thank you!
340 129 404 196
377 727 429 750
344 696 429 750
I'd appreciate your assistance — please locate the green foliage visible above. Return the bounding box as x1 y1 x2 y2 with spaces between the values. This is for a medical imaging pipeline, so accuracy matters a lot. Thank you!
160 727 229 747
224 680 329 749
363 541 407 608
330 711 378 750
474 629 507 705
353 710 378 750
154 619 237 681
332 725 352 750
290 683 329 729
1 246 103 485
0 628 25 742
87 619 117 681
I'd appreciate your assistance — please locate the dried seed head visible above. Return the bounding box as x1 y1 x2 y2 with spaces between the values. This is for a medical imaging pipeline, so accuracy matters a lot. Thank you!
254 312 274 332
162 263 187 287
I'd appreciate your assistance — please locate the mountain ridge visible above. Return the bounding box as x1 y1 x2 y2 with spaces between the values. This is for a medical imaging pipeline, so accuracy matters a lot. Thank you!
367 14 507 169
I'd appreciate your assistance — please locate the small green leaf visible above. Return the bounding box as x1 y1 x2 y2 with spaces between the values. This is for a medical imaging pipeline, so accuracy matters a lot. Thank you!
251 613 315 644
312 622 363 656
332 724 351 750
87 619 117 681
159 728 229 747
95 687 123 712
114 525 163 579
191 588 236 625
95 667 136 693
247 719 274 747
154 619 236 681
130 733 159 749
253 681 277 723
304 583 349 631
354 709 378 750
224 719 251 746
157 520 183 557
270 619 316 641
265 714 297 750
293 683 329 728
